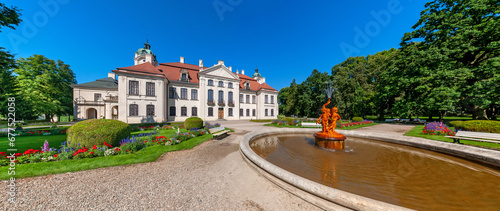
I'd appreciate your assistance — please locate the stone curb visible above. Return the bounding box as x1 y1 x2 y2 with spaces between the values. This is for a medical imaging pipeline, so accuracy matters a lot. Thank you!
239 129 414 211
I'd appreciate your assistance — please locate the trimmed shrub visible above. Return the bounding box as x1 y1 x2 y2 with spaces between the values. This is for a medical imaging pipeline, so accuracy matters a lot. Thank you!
277 114 285 120
449 120 500 133
66 119 131 147
352 117 364 122
184 117 203 130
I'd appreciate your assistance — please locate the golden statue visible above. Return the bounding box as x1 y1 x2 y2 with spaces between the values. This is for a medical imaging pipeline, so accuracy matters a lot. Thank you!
314 98 346 150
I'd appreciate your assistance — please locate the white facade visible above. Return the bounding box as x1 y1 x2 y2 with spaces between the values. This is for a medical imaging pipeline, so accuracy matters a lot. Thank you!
72 43 279 123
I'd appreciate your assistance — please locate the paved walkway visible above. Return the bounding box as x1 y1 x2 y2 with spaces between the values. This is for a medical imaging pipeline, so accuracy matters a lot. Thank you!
1 121 414 210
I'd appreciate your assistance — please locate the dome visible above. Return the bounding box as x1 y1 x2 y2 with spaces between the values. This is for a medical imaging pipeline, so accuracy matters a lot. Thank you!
136 48 153 55
252 69 262 78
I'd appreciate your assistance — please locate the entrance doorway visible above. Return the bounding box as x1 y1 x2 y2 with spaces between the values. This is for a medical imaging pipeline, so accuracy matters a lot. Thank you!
218 108 224 119
87 108 97 119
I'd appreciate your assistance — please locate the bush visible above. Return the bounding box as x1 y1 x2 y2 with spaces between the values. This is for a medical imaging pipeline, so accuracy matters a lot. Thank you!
352 117 364 122
282 117 296 123
277 115 285 120
184 117 203 130
448 120 500 133
66 119 131 148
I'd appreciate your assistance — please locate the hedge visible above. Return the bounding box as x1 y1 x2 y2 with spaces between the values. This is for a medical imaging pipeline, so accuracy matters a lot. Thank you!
448 120 500 133
184 117 203 130
66 119 131 147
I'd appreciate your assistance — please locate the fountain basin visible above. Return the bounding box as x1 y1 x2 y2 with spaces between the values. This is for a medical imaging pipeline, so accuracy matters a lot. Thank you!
239 128 500 210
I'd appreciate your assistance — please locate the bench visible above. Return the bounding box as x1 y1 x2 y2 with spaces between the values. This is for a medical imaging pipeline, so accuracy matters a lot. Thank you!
385 119 394 123
209 126 230 140
445 131 500 145
301 122 322 128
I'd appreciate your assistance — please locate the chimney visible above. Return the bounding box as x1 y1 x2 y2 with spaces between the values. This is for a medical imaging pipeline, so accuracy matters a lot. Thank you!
217 60 224 65
180 57 185 64
108 72 116 79
236 69 239 74
229 66 232 71
199 59 203 68
241 69 245 75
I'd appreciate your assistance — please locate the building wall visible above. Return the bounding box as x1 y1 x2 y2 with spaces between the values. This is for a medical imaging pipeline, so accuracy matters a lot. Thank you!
166 82 200 122
73 87 118 120
117 73 167 124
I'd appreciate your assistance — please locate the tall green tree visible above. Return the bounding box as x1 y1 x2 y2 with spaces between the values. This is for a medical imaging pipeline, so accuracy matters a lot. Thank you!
0 3 21 118
400 0 500 119
14 55 77 120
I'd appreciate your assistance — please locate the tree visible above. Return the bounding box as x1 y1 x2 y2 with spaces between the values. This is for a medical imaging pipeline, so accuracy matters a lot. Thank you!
14 55 77 120
400 0 500 119
0 3 21 118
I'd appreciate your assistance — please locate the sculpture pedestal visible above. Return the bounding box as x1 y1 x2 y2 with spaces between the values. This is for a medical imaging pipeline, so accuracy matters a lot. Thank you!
314 132 346 150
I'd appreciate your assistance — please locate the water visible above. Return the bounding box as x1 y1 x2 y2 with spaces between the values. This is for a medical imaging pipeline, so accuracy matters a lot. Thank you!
250 135 500 210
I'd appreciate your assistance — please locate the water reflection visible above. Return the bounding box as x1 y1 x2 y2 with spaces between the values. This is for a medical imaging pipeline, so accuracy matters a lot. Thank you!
250 135 500 210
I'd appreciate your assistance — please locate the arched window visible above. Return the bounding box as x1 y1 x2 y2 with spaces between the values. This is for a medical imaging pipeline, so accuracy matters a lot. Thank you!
252 109 256 117
169 106 176 116
208 90 214 102
192 107 198 116
181 107 187 116
146 105 154 116
228 82 233 88
208 107 214 116
218 81 224 87
129 104 138 116
208 80 214 86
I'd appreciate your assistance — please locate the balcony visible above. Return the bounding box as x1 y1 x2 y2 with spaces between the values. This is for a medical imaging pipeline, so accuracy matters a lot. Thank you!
207 100 215 106
228 100 235 107
218 100 225 106
105 96 118 102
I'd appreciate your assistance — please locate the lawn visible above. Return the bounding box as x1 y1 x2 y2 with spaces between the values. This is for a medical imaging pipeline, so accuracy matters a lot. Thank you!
404 125 500 149
0 133 213 179
339 123 378 130
0 135 67 152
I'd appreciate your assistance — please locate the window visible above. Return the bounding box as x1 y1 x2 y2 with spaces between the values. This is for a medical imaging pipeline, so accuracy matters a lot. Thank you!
228 108 233 116
228 92 233 103
208 80 213 86
181 73 188 81
129 104 138 116
228 82 233 88
265 109 268 116
271 109 274 116
208 90 214 102
252 109 256 117
246 109 250 116
239 94 243 103
181 88 188 99
181 107 187 116
265 95 269 104
147 105 154 116
170 106 176 116
191 89 198 100
271 95 274 104
218 90 224 101
246 95 250 104
192 107 198 116
218 81 223 87
169 87 176 99
94 93 101 101
146 82 155 96
129 81 139 95
245 83 250 90
240 109 244 116
208 107 214 116
252 96 256 104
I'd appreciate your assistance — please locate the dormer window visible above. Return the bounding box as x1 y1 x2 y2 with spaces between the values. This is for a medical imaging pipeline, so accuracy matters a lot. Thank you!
180 69 189 82
245 82 251 90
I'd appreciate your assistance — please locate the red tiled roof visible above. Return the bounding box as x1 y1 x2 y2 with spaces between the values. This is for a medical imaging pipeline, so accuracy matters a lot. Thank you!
113 62 277 91
116 62 163 76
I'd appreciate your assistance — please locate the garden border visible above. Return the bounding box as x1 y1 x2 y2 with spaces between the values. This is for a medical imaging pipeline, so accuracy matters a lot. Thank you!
240 128 500 210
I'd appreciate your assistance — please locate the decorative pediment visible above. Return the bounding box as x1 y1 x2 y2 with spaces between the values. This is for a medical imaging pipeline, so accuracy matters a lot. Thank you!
201 65 239 80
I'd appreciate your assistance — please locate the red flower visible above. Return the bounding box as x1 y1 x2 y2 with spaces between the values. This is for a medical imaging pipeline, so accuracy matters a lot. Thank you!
103 142 113 148
90 152 94 155
14 153 21 157
92 145 97 150
126 149 129 152
54 154 58 158
114 148 121 152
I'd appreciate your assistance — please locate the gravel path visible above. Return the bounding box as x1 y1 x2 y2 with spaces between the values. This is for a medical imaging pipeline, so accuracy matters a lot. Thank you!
1 121 413 210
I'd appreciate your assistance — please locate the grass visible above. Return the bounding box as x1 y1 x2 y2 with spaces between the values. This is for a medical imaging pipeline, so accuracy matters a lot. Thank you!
0 135 67 152
404 125 500 149
0 134 213 180
250 119 276 123
338 123 378 130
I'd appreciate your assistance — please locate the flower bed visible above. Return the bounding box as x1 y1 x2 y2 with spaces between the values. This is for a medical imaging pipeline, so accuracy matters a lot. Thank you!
271 119 301 127
422 122 455 136
339 120 374 128
0 128 208 166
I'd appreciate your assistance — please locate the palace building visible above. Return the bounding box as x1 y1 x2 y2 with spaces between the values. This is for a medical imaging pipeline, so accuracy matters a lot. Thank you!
71 42 279 123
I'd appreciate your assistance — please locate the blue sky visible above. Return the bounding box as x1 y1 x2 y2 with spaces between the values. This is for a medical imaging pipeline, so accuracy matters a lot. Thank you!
0 0 426 91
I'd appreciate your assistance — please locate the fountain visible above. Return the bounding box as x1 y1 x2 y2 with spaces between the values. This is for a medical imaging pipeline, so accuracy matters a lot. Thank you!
314 81 346 150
